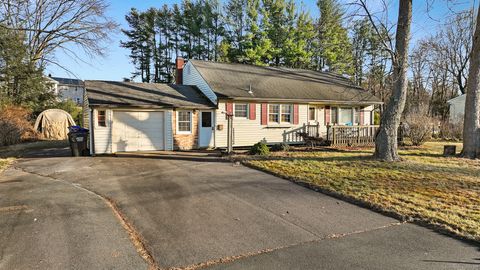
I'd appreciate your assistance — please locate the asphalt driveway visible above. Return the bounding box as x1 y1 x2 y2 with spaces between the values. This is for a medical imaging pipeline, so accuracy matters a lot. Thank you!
0 148 479 269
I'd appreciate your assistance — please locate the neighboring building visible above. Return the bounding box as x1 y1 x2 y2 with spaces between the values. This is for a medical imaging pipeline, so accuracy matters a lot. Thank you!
447 94 465 123
85 59 381 154
50 76 85 105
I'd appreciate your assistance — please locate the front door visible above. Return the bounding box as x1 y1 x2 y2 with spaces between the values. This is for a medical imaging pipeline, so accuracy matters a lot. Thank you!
199 111 214 148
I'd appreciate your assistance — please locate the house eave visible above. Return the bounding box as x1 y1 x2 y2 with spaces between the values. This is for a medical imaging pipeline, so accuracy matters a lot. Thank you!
218 97 383 105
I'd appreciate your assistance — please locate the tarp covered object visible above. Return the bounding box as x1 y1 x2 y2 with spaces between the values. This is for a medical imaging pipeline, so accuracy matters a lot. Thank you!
34 109 76 140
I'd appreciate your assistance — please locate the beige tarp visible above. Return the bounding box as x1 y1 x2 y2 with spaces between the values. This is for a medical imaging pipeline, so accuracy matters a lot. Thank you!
34 109 76 140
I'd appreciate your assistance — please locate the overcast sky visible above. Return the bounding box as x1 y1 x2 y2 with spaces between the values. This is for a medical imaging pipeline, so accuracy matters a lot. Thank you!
46 0 477 81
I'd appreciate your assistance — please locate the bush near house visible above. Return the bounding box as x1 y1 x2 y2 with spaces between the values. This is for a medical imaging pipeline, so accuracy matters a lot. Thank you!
241 142 480 242
0 105 39 146
249 141 270 155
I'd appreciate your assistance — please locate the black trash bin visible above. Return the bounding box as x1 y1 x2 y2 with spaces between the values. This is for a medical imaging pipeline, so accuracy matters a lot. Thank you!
68 126 89 157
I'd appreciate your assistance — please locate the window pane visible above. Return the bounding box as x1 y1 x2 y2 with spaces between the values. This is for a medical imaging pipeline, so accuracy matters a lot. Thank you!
331 107 338 124
98 111 106 127
269 104 279 113
281 105 291 114
201 112 212 127
340 108 353 124
234 104 248 117
281 114 291 122
178 111 191 132
309 107 315 121
269 114 279 122
178 122 190 131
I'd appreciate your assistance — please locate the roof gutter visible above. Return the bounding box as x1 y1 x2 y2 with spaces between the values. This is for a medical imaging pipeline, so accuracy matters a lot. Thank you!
88 104 216 110
219 97 383 105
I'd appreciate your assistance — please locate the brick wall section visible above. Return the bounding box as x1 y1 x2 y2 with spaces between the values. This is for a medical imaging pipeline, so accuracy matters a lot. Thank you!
172 109 199 150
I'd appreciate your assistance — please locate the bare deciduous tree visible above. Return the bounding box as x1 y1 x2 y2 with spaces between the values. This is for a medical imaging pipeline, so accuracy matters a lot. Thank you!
355 0 412 161
0 0 118 69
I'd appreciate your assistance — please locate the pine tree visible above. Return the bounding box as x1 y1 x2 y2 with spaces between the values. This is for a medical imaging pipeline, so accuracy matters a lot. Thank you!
224 0 248 62
242 0 272 65
262 0 288 66
121 8 151 82
315 0 353 75
0 28 53 111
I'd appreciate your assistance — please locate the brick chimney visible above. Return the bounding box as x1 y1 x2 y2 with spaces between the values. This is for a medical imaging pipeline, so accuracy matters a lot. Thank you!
175 57 185 85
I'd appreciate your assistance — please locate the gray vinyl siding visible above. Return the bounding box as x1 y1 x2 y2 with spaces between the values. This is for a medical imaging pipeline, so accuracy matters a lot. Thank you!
183 61 217 104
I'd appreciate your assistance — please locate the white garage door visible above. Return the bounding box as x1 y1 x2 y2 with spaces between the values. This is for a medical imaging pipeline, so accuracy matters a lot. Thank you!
112 111 164 152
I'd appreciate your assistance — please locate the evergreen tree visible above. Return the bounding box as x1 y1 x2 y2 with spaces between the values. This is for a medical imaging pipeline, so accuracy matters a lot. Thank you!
0 28 53 111
315 0 353 75
224 0 248 62
241 0 273 65
282 3 314 68
262 0 287 66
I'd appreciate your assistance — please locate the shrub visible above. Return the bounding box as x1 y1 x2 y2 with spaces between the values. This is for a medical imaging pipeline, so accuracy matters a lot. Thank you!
249 141 270 155
49 100 83 126
405 114 434 146
439 120 463 141
270 142 291 152
0 105 38 146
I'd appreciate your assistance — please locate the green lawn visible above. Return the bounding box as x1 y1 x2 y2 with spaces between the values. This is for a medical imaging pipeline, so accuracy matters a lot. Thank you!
243 142 480 242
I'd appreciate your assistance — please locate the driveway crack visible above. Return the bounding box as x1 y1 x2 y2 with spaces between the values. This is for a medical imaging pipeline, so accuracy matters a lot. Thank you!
11 166 160 270
174 221 404 270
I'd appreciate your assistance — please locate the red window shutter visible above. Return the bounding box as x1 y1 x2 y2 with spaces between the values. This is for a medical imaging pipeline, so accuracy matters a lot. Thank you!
325 106 331 125
249 103 256 120
293 104 299 125
359 110 365 125
261 103 268 125
226 102 233 119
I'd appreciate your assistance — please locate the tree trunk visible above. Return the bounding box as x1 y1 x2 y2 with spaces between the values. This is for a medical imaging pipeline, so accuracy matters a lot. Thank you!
462 5 480 159
374 0 412 161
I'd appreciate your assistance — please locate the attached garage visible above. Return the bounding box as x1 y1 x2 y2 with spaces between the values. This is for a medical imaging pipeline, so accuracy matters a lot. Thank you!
112 111 165 152
85 80 215 155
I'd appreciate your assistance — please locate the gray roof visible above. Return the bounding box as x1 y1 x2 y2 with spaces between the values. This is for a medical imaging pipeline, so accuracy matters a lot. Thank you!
51 77 84 86
85 80 215 109
190 60 381 104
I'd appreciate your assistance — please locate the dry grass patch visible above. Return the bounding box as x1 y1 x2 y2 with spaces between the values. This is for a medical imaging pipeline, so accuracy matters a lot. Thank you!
243 142 480 242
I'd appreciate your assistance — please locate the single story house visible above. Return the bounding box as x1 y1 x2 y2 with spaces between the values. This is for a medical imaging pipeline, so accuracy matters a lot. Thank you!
447 94 465 123
84 59 381 154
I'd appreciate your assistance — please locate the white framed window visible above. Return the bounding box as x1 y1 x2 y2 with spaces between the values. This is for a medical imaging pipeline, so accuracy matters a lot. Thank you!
269 104 280 123
331 107 338 124
269 104 292 124
97 110 106 127
308 106 316 121
234 103 248 118
177 111 192 134
340 107 353 125
281 105 292 123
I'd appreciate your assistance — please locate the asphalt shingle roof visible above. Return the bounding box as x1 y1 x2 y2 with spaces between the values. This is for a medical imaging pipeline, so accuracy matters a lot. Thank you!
51 77 84 86
190 60 381 104
85 80 215 109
